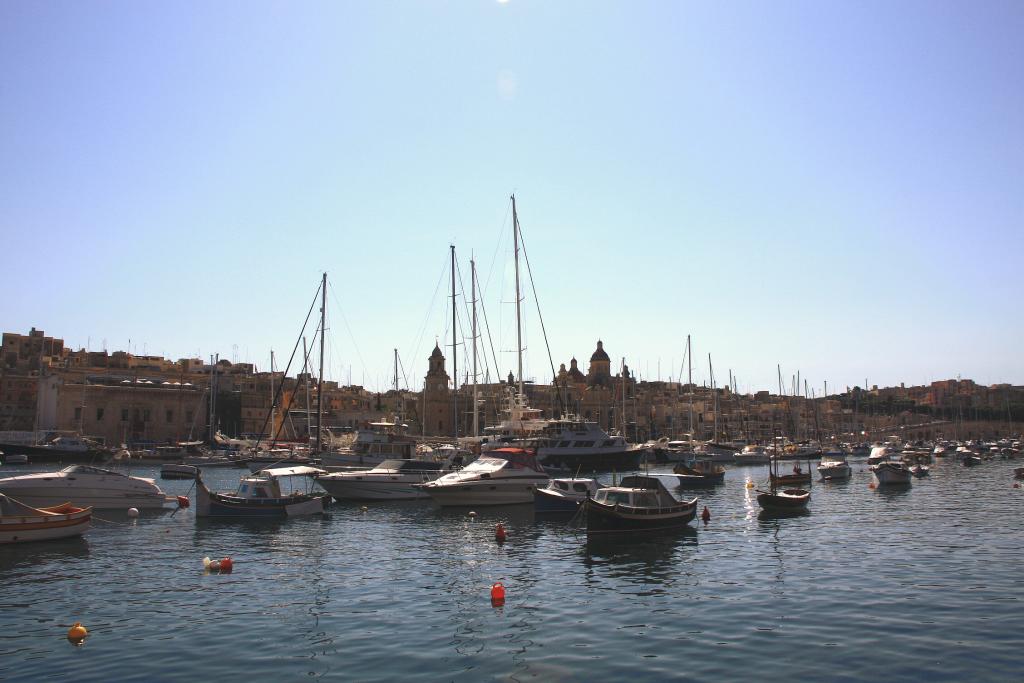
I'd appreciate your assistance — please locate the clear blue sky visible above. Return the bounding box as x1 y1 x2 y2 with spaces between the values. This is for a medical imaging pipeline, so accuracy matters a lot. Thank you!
2 1 1021 394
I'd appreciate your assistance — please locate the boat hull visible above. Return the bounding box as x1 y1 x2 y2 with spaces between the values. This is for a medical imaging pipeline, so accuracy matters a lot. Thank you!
533 487 585 513
316 477 431 501
420 480 544 506
873 464 912 485
584 498 697 535
0 443 110 463
817 463 852 481
0 478 171 509
0 503 92 544
756 489 810 512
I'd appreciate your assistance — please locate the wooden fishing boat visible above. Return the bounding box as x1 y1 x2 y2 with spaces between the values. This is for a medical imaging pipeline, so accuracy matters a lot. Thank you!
0 494 92 544
584 475 697 535
756 487 810 513
195 466 330 518
758 434 810 514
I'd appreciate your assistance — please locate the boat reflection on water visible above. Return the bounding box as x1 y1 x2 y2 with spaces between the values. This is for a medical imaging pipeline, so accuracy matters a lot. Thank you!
582 527 698 579
757 507 812 521
0 534 90 574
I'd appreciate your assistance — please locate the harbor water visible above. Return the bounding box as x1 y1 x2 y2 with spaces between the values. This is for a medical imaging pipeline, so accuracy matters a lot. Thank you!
2 459 1023 681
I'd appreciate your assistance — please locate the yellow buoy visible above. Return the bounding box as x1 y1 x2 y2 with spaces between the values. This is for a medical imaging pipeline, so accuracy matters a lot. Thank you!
67 622 88 643
745 481 755 489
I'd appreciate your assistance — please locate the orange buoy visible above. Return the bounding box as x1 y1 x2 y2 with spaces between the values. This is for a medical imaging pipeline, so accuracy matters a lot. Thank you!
868 482 877 489
176 495 190 509
67 622 88 643
495 523 506 543
490 582 506 605
701 506 711 524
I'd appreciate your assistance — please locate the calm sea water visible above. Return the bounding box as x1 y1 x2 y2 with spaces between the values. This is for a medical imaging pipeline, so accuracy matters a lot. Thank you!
1 458 1022 682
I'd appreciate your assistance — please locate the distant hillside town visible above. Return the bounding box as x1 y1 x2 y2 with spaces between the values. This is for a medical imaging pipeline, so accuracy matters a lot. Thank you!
1 327 1020 446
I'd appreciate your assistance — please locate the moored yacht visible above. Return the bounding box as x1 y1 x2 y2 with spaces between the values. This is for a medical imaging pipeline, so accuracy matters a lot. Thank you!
416 448 549 506
0 465 175 509
817 453 852 481
871 461 912 486
316 459 447 501
319 420 417 468
532 417 642 472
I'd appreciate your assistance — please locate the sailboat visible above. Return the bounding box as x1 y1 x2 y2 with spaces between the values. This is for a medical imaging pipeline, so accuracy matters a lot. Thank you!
757 432 810 514
195 275 333 519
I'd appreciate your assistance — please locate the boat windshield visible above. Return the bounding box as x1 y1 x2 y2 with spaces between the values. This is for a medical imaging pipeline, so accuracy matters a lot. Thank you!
60 465 119 476
596 490 631 505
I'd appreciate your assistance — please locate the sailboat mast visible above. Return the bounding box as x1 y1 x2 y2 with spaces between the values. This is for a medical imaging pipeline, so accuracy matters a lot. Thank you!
512 194 524 398
316 272 326 454
471 256 479 438
303 337 311 446
270 349 275 443
451 244 458 443
709 353 716 443
687 334 693 447
621 357 627 439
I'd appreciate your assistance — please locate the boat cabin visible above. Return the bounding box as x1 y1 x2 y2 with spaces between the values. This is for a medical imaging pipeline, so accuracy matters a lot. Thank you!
593 476 679 508
237 466 325 500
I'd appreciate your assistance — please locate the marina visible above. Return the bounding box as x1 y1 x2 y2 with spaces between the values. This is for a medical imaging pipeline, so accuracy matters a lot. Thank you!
2 453 1023 680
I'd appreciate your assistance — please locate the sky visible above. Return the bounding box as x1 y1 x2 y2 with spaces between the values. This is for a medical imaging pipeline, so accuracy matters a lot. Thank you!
1 1 1022 395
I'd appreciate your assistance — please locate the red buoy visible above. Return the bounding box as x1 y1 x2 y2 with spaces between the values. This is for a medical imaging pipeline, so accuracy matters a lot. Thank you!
495 523 506 543
701 506 711 524
219 557 233 572
490 582 506 606
176 496 190 509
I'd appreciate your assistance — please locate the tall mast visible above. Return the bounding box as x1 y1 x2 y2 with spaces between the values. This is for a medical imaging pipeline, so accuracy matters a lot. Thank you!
621 357 627 439
512 194 524 398
471 256 479 438
303 337 311 446
709 353 716 443
316 272 326 454
450 244 458 443
270 349 275 443
687 335 693 448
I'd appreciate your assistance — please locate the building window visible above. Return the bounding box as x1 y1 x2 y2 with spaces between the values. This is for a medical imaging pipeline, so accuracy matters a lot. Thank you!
186 411 193 424
96 407 104 421
166 409 174 423
74 407 82 421
143 409 151 422
122 408 129 421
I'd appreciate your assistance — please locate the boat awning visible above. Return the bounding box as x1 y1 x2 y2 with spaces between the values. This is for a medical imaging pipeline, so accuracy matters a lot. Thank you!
257 465 327 478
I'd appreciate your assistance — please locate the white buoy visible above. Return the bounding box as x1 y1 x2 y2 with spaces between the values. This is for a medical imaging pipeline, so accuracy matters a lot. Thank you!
360 506 368 512
468 511 477 518
127 508 139 518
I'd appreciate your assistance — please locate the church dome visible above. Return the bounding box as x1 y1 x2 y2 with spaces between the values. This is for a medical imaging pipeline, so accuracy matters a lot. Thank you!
590 340 610 363
430 343 444 360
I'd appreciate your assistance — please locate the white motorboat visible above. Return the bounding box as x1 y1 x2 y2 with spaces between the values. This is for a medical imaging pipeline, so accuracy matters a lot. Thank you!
0 465 175 509
316 459 447 501
817 454 852 481
533 477 599 513
868 444 896 465
871 461 912 486
417 448 549 506
734 445 770 465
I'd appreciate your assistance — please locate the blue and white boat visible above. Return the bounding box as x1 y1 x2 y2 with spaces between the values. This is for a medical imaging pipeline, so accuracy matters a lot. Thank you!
195 466 330 518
